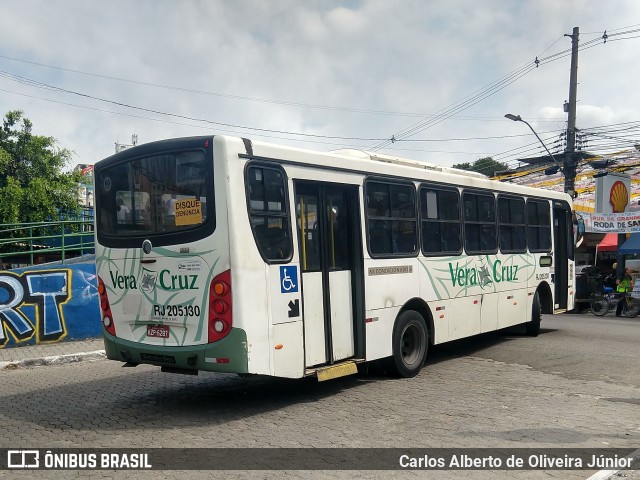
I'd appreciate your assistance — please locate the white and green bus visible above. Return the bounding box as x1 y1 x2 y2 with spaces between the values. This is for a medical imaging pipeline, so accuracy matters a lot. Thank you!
94 135 575 380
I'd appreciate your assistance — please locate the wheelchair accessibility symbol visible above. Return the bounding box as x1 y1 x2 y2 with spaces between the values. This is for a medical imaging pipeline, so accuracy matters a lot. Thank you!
280 266 298 293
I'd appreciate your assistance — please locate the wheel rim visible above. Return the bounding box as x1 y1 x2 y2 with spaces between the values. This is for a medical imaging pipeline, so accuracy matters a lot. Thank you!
592 300 608 315
401 323 424 366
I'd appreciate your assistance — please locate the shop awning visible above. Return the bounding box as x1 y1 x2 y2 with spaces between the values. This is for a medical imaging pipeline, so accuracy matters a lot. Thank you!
619 233 640 254
597 233 618 252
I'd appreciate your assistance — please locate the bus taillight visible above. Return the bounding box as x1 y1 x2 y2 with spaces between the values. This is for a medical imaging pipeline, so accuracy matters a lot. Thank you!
208 270 232 343
98 275 116 336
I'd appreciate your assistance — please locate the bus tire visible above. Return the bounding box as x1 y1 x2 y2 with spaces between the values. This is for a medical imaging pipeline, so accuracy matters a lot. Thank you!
390 310 428 378
525 292 541 337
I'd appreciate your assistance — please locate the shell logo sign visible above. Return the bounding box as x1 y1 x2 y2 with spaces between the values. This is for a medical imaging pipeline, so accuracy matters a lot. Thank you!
609 181 629 213
595 173 630 214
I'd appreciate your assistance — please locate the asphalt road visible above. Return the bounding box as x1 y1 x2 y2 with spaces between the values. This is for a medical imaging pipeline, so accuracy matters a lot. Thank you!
1 312 639 480
434 312 640 388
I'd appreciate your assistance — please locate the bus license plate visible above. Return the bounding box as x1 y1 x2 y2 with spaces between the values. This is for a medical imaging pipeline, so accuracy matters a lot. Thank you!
147 325 170 338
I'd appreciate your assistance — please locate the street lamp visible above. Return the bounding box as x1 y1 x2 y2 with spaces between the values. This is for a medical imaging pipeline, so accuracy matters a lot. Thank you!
504 113 567 182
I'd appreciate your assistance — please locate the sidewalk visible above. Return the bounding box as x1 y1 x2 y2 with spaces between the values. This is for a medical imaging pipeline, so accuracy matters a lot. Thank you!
0 338 105 370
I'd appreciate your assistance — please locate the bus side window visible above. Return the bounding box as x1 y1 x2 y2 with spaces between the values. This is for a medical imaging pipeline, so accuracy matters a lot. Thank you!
465 224 481 253
527 199 551 253
423 222 441 253
252 217 290 260
443 223 461 252
463 191 496 254
246 165 292 262
369 220 392 255
420 185 461 255
394 220 417 253
498 196 526 253
365 180 417 257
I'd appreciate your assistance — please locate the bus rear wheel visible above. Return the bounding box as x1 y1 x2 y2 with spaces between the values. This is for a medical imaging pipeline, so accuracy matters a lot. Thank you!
390 310 428 378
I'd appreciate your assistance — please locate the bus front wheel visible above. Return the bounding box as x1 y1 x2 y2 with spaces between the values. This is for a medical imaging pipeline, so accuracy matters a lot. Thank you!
525 292 542 337
390 310 428 378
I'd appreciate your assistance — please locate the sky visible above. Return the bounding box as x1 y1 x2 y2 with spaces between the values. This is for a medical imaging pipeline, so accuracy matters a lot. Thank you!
1 0 639 176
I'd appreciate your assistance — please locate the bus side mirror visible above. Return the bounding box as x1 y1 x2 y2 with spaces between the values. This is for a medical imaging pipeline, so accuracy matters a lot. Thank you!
574 212 585 248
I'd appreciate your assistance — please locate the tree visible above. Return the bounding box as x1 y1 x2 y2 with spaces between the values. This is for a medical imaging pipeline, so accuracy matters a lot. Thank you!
452 157 508 177
0 110 82 225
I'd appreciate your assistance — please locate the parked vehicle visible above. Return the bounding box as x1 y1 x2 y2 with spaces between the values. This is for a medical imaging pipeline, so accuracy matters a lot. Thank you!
575 265 613 312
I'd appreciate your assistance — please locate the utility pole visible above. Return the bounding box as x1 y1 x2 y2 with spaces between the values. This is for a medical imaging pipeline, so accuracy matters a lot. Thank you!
564 26 626 274
564 26 579 197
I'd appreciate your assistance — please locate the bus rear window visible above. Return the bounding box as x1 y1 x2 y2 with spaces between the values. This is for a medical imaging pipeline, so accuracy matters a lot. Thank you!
96 149 213 239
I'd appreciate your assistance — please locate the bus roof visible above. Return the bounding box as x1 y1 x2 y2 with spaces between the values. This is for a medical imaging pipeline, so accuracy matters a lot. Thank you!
331 149 489 180
240 136 572 204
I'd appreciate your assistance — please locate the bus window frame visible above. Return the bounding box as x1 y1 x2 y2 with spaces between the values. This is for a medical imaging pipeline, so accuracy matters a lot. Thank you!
364 177 419 259
497 194 527 254
244 160 294 265
555 199 575 261
461 189 498 256
419 183 463 257
526 198 553 254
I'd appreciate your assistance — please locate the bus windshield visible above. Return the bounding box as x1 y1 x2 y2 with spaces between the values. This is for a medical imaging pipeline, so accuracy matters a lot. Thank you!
96 149 211 238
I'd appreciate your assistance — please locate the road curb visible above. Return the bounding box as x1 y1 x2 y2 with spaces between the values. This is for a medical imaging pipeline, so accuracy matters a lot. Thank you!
0 350 106 371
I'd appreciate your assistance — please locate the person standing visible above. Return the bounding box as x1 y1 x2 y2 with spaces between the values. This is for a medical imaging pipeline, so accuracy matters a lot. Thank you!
615 267 634 316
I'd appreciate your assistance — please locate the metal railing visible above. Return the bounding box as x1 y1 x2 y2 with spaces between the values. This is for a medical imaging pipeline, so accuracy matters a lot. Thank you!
0 216 95 267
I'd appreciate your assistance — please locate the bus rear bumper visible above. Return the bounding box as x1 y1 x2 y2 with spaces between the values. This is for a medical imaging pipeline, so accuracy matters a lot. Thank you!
102 328 249 374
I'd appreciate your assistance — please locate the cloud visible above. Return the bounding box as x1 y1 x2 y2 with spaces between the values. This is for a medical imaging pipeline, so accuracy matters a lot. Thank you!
0 0 639 170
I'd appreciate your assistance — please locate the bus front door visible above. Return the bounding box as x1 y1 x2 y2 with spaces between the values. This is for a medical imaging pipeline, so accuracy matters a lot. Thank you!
553 202 572 310
295 182 362 367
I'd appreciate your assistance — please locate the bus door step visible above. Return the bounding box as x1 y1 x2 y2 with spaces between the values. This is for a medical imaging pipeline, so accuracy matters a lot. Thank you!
554 308 568 314
307 359 364 382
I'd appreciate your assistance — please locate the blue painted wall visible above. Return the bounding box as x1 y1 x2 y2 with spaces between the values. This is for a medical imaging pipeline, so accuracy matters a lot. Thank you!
0 263 101 348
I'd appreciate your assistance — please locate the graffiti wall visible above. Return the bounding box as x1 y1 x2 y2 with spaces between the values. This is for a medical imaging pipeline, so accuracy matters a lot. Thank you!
0 263 101 348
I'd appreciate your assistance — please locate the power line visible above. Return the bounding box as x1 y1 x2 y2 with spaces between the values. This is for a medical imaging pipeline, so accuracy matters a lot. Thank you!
0 72 640 173
391 131 560 142
2 22 640 171
370 34 600 152
0 87 394 150
0 53 544 122
0 71 388 141
370 33 584 151
370 63 537 151
373 26 640 153
0 71 581 149
2 86 554 156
